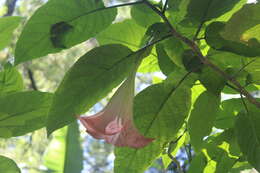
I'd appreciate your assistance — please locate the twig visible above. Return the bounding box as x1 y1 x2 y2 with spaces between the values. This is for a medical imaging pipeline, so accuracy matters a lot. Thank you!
162 0 169 13
3 0 18 16
143 0 260 108
27 68 38 91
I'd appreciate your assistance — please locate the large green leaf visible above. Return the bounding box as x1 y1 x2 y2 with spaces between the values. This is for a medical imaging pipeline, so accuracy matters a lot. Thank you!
205 2 260 58
46 44 137 135
15 0 117 64
0 91 53 138
97 19 146 50
156 43 177 76
134 71 193 140
0 16 22 50
0 64 23 96
131 4 161 28
235 111 260 171
221 3 260 45
0 156 20 173
188 153 207 173
184 0 243 25
44 121 83 173
188 91 220 151
114 140 163 173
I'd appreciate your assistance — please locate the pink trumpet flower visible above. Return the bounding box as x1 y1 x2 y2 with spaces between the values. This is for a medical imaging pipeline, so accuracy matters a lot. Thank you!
78 72 154 148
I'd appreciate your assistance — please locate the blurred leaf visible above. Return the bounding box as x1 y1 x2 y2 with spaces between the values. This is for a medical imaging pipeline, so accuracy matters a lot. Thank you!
184 0 243 25
0 16 22 50
156 44 176 76
235 111 260 171
0 63 23 96
0 155 20 173
0 91 53 138
15 0 117 64
188 153 207 173
182 49 203 73
44 121 83 173
205 3 260 58
131 4 161 28
46 44 137 135
188 91 220 151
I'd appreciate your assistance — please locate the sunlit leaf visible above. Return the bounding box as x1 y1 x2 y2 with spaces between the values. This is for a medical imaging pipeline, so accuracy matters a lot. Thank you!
15 0 117 64
0 156 20 173
0 16 22 50
0 91 52 138
44 121 83 173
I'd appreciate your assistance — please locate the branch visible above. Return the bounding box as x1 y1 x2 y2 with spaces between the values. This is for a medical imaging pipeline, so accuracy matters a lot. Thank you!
143 0 260 108
27 68 38 91
4 0 18 16
162 0 169 13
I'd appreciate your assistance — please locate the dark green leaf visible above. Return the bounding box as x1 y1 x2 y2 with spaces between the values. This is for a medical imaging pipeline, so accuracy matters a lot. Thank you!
184 0 244 25
188 153 207 173
188 91 220 151
0 64 23 96
47 44 137 135
15 0 117 64
0 16 22 50
182 49 203 73
0 91 53 138
156 44 177 76
235 111 260 171
0 156 20 173
205 7 260 57
44 121 83 173
163 37 186 67
131 4 161 28
199 66 226 94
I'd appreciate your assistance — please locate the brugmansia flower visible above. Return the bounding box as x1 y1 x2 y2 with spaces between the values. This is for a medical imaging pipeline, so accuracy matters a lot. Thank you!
78 71 153 148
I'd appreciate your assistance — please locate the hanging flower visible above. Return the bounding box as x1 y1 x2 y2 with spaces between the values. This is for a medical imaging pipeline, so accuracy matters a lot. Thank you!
78 71 154 148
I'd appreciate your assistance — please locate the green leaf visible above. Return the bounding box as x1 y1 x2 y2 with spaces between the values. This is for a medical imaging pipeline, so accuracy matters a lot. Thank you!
0 64 23 96
15 0 117 64
44 121 83 173
0 156 20 173
184 0 243 25
182 49 203 73
188 153 207 173
131 4 161 28
163 37 186 67
114 141 163 173
134 71 193 140
47 44 137 135
205 22 260 57
0 16 22 50
0 91 53 138
221 3 260 46
235 111 260 171
156 44 177 76
199 66 226 94
215 99 242 129
97 19 146 50
188 91 220 151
